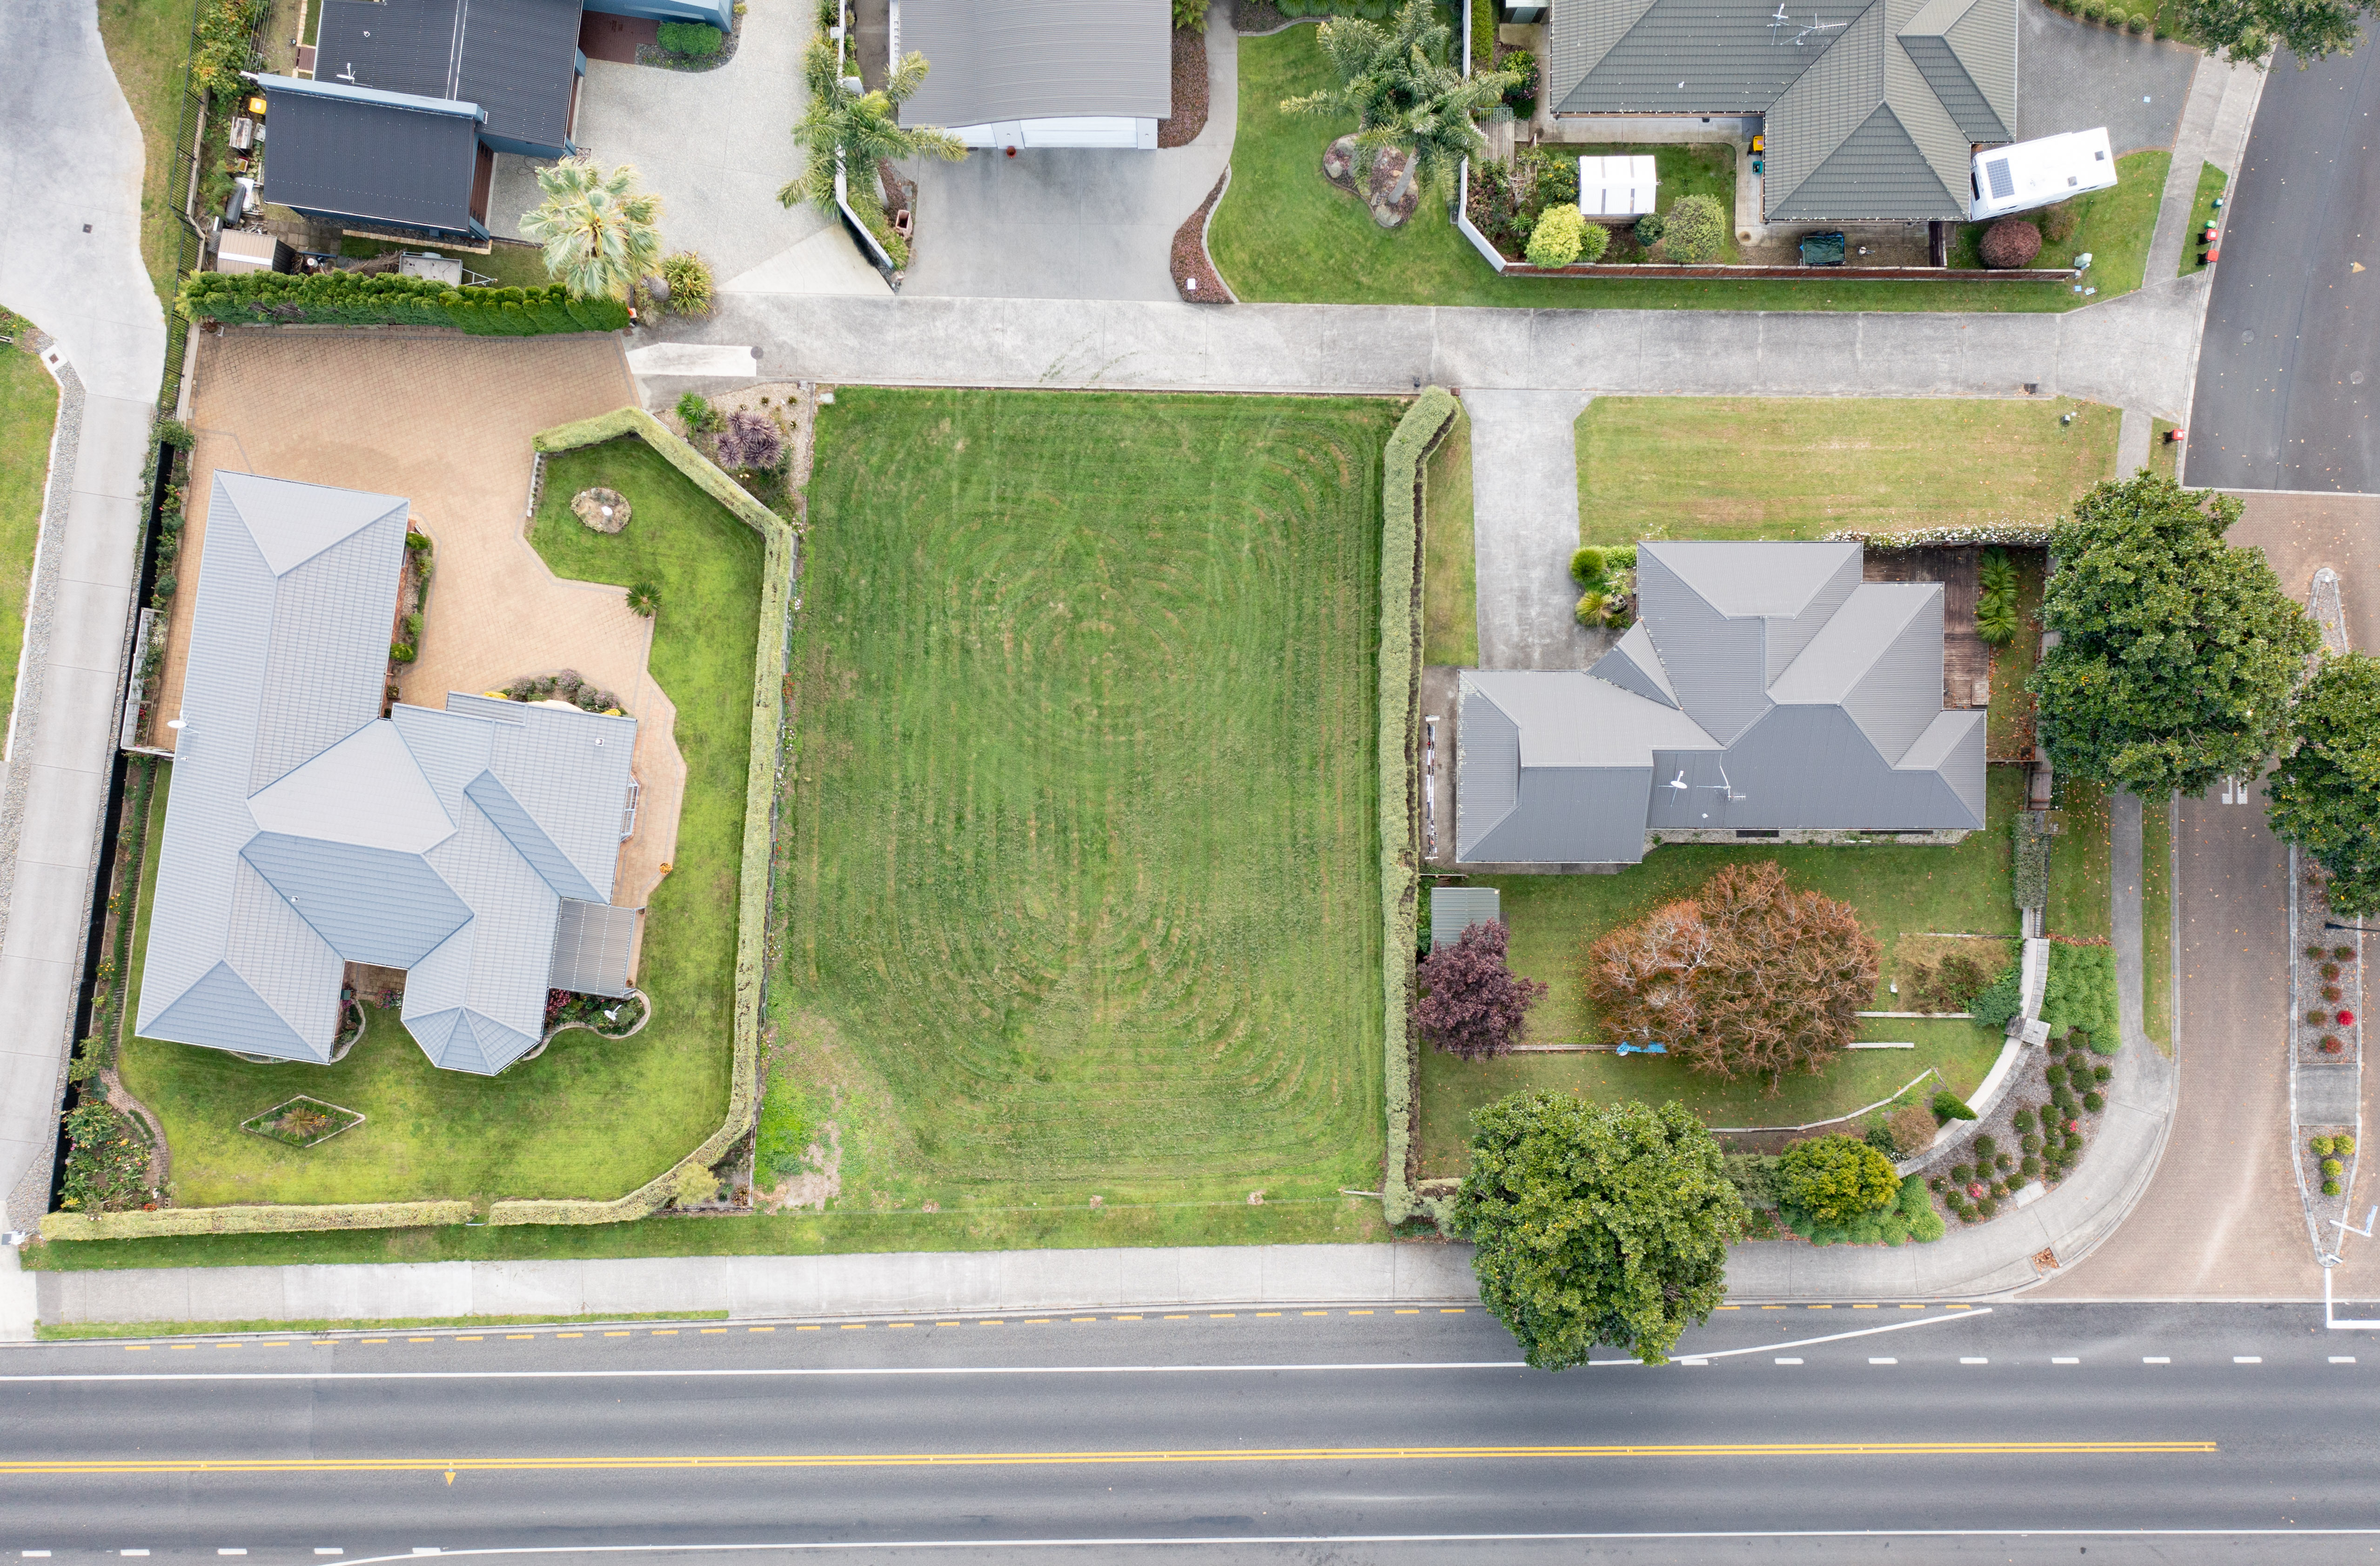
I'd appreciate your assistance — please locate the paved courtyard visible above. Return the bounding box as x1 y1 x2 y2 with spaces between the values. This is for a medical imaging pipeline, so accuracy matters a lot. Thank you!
171 331 685 925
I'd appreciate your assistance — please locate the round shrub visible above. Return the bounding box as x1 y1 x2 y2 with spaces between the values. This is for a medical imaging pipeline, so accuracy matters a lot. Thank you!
1978 219 2043 269
2045 1064 2067 1088
2340 1135 2358 1156
2337 945 2359 963
1929 1175 1947 1191
1659 195 1727 263
2314 1135 2336 1156
2021 1155 2042 1177
2344 1009 2359 1027
1991 1178 2010 1197
2021 1133 2042 1154
1978 1196 2000 1218
2324 1036 2347 1054
2327 1178 2345 1196
1634 211 1665 246
1574 591 1607 627
2309 1009 2332 1027
2126 11 2149 29
2083 0 2107 19
2011 1107 2035 1134
2093 1064 2112 1083
1997 1152 2014 1171
2311 945 2330 960
2322 962 2342 981
2083 1090 2105 1113
2323 1157 2346 1177
1776 1134 1902 1223
2326 984 2345 1003
1973 1133 1998 1160
1951 1162 1974 1184
389 641 416 664
1576 220 1611 264
1571 545 1607 587
1525 203 1589 268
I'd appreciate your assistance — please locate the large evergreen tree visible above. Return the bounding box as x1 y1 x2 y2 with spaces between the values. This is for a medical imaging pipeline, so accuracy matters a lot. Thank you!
1456 1094 1743 1369
2176 0 2372 66
2031 475 2317 798
2268 652 2380 916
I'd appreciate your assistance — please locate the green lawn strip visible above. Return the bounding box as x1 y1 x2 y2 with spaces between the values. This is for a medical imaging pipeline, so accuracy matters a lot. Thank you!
98 0 198 313
783 389 1392 1216
0 342 60 739
1985 551 2046 760
1942 151 2171 299
115 437 752 1207
1417 1018 2003 1177
337 237 553 289
2048 779 2114 941
37 1310 727 1341
1212 29 2125 313
24 1196 1389 1271
1421 400 1477 666
1574 398 2119 544
2142 793 2173 1053
2179 163 2227 276
2150 417 2180 480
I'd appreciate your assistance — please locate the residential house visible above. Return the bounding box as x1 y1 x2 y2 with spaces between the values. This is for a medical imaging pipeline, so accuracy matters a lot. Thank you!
896 0 1172 150
1456 540 1986 866
1539 0 2016 223
137 472 644 1076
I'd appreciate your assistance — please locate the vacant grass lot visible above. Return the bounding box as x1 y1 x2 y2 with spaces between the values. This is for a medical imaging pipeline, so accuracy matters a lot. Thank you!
1414 765 2025 1173
0 339 59 739
1212 29 2146 313
782 389 1395 1220
1574 397 2119 544
115 437 752 1206
1421 402 1476 666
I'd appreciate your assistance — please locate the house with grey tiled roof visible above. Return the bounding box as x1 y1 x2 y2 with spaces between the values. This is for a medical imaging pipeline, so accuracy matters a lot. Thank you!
136 471 644 1076
1543 0 2016 222
1456 540 1986 866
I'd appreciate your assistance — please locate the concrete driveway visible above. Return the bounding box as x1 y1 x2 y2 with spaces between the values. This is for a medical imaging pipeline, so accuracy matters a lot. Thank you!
2019 4 2197 153
490 0 884 298
897 13 1237 302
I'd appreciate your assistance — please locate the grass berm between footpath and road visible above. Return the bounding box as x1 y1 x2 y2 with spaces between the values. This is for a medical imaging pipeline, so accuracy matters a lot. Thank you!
0 330 60 740
1416 765 2030 1176
1421 399 1477 667
36 1310 726 1341
1575 397 2121 544
767 388 1397 1223
111 437 753 1209
1211 28 2163 313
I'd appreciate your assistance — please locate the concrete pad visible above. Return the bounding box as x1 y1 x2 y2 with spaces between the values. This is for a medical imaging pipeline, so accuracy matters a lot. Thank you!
40 577 130 675
1086 304 1222 389
11 766 107 877
69 393 158 501
24 661 121 774
288 1262 473 1321
2301 1065 2360 1125
1259 1244 1396 1301
624 342 760 378
42 1265 196 1325
52 488 141 592
720 227 889 297
0 860 92 964
1197 308 1335 391
2118 408 2152 476
0 954 71 1056
1429 309 1535 391
468 1261 591 1318
1314 309 1434 393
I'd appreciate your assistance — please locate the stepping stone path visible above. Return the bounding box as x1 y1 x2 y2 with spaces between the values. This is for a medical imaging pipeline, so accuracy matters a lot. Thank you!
573 486 630 533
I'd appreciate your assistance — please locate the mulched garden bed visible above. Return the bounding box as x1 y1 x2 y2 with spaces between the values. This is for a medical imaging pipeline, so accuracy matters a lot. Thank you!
1158 26 1211 148
1171 170 1233 302
1234 0 1296 31
2296 873 2362 1069
1915 1030 2112 1237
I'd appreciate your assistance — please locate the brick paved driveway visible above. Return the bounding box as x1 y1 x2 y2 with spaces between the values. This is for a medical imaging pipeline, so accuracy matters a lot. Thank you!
167 330 684 942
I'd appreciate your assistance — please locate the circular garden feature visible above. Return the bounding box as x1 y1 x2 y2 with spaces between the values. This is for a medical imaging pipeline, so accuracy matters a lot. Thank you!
572 486 631 534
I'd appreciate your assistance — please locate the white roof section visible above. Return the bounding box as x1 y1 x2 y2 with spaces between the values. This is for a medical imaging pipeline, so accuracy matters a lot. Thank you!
1577 155 1658 217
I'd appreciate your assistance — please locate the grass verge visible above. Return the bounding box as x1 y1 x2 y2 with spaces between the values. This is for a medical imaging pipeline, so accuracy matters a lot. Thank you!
1574 398 2119 544
1212 30 2148 313
2180 163 2227 277
37 1310 726 1341
114 438 753 1207
2048 779 2114 942
2143 792 2174 1053
772 389 1394 1221
0 338 60 739
97 0 196 314
1421 399 1476 666
1414 766 2024 1172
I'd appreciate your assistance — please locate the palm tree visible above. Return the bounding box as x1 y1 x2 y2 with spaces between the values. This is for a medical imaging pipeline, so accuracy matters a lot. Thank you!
1281 0 1517 205
779 37 966 224
521 157 665 301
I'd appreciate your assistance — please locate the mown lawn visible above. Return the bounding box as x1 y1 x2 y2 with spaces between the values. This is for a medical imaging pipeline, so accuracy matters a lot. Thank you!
0 338 59 740
1944 151 2172 299
2049 779 2114 942
2180 163 2228 277
779 389 1396 1218
1574 397 2120 544
1415 765 2025 1173
1422 401 1476 667
114 436 754 1206
1212 28 2145 313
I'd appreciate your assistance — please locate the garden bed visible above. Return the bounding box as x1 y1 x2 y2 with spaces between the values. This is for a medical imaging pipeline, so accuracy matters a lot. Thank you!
1171 170 1233 303
240 1096 365 1149
1157 23 1210 148
1912 1029 2112 1231
2295 874 2363 1070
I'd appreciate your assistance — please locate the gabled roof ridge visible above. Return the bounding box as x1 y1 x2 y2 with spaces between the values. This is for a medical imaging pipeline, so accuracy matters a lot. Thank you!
1769 580 1933 697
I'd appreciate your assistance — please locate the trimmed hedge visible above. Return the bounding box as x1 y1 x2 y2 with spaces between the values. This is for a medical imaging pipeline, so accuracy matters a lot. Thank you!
179 272 629 335
490 409 794 1226
43 1201 471 1241
1824 523 2058 548
1379 388 1461 1229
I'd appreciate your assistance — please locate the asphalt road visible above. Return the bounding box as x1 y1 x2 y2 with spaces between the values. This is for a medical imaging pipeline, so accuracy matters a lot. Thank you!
6 1302 2380 1564
2187 40 2380 492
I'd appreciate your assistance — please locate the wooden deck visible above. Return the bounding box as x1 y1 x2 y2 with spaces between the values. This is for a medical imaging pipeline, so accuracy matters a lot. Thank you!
1864 545 1990 710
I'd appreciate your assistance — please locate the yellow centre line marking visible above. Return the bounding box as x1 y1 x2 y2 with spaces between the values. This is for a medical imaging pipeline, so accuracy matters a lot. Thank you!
796 1326 820 1332
408 1338 434 1344
0 1441 2216 1479
215 1344 240 1350
1024 1319 1053 1325
1902 1304 1926 1310
507 1335 534 1341
700 1328 728 1335
124 1346 150 1352
169 1346 197 1351
1394 1310 1418 1316
360 1340 388 1345
1164 1315 1189 1321
1256 1312 1281 1318
651 1331 677 1337
749 1327 774 1333
1348 1311 1373 1317
456 1337 483 1343
1761 1306 1788 1311
1715 1305 1739 1311
313 1340 336 1345
841 1324 868 1331
556 1334 582 1340
1854 1304 1878 1310
1439 1309 1464 1315
1072 1317 1098 1324
1809 1305 1832 1311
262 1343 290 1348
604 1332 631 1338
1210 1313 1236 1319
1112 1316 1140 1322
1302 1312 1327 1317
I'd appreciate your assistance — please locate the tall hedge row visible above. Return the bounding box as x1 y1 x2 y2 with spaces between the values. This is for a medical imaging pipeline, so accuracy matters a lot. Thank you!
178 272 629 335
1379 388 1460 1229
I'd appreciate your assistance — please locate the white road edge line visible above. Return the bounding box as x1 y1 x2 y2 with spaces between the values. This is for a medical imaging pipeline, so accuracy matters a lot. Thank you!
1960 1357 1989 1364
1774 1357 1805 1365
1592 1307 1993 1366
2235 1356 2263 1364
2332 1356 2358 1364
1867 1357 1897 1364
2052 1357 2079 1364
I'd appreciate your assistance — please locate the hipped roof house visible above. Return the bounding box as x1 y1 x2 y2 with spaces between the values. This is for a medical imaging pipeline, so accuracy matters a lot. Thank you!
137 472 644 1076
1456 540 1985 866
1543 0 2016 221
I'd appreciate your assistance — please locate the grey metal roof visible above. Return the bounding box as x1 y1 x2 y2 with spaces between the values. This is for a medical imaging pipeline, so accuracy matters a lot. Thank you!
258 81 481 231
137 473 643 1077
315 0 581 148
1547 0 2014 221
1455 540 1985 866
898 0 1171 127
1429 887 1503 952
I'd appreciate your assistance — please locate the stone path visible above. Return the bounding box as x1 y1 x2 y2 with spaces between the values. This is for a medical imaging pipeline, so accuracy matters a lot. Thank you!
173 332 687 914
0 0 167 1263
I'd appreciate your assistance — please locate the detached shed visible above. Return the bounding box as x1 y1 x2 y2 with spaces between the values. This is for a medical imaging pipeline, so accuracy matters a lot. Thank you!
1429 886 1503 952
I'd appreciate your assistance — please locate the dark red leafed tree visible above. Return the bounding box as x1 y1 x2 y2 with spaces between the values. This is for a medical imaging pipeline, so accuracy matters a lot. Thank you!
1415 920 1546 1061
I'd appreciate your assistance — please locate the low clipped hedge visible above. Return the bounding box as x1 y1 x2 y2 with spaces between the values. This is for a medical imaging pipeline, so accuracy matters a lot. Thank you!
490 409 793 1227
1379 388 1460 1229
43 1201 471 1241
178 273 629 335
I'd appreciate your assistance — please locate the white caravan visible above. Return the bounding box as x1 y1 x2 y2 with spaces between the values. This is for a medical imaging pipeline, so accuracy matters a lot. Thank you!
1969 128 2118 221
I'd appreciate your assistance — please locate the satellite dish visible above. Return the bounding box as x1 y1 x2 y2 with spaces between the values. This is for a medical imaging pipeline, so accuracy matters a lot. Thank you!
1668 770 1689 790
